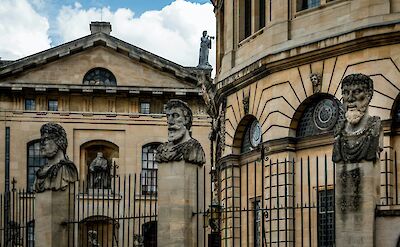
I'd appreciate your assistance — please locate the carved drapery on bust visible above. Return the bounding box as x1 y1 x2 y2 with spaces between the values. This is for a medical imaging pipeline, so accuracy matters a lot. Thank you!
332 73 382 163
155 99 205 166
34 123 78 193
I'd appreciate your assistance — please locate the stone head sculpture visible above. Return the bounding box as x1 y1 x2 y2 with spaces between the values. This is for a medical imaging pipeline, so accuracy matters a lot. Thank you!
341 73 373 126
40 122 68 159
35 122 78 192
310 73 322 93
165 99 193 145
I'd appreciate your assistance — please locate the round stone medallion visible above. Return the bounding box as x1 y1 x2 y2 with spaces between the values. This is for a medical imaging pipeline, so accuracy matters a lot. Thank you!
313 98 339 131
250 121 262 148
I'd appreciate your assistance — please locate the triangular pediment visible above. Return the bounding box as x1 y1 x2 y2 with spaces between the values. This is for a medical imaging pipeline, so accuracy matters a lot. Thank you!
0 33 203 90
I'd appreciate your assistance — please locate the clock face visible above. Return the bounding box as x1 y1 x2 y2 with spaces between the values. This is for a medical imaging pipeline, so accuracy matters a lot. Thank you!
250 121 262 148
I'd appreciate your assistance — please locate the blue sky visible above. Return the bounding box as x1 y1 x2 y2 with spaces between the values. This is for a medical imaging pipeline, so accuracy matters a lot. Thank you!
0 0 215 67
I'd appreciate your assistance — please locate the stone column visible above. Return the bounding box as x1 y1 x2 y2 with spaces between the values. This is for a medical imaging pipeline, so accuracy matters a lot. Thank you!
335 161 380 247
157 161 201 246
35 189 74 247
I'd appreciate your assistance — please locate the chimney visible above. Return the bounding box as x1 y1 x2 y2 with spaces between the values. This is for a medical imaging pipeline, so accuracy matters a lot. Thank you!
90 21 112 35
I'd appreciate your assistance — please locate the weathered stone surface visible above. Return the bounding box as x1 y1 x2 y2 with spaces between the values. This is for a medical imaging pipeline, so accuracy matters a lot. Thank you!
333 74 382 247
156 99 206 166
34 123 78 193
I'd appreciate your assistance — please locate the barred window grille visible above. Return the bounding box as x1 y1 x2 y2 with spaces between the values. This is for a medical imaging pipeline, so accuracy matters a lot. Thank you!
140 102 151 114
253 199 261 247
27 140 46 192
318 189 335 247
296 97 343 138
141 143 160 195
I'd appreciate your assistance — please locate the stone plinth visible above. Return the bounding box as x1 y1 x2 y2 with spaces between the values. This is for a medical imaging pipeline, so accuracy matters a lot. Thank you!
35 188 74 247
335 161 380 247
157 160 200 247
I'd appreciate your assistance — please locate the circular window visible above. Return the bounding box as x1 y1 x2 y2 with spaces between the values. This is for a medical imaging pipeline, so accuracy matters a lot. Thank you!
313 98 339 131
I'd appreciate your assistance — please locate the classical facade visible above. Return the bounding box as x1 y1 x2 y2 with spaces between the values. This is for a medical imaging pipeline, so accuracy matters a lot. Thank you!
0 22 211 246
210 0 400 246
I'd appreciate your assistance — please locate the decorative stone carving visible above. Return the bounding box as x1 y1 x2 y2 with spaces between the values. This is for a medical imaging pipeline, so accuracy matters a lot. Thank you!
333 73 382 163
88 152 111 189
197 71 217 119
88 230 100 247
332 73 383 247
197 30 214 69
34 123 78 193
243 95 249 115
216 99 227 160
310 73 322 93
155 99 206 166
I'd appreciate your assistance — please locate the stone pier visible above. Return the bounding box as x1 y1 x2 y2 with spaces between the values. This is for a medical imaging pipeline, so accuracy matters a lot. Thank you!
157 160 201 246
35 189 74 247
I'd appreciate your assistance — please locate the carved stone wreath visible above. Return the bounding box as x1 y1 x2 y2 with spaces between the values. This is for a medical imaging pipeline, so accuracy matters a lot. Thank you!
313 98 340 131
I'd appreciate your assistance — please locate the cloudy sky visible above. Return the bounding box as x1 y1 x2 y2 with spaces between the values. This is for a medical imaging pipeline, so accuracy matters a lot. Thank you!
0 0 216 67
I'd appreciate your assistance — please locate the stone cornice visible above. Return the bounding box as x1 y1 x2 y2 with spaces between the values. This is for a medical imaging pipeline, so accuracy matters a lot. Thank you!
0 32 202 85
216 20 400 101
0 82 202 95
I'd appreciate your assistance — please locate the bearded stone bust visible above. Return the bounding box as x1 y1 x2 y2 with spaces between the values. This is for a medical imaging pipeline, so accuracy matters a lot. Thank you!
34 123 78 192
155 99 206 166
332 73 382 163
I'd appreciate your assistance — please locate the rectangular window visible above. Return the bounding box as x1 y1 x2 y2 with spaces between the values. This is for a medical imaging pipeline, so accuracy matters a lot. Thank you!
48 100 58 111
140 102 150 114
142 144 159 195
253 199 261 247
244 0 252 38
25 99 36 111
259 0 266 30
318 189 335 247
297 0 320 11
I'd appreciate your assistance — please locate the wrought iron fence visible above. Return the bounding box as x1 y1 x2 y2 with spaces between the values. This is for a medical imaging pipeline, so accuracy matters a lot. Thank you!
1 151 399 246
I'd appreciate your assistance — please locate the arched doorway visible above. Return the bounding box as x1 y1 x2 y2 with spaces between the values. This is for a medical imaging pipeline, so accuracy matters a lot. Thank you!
79 215 119 247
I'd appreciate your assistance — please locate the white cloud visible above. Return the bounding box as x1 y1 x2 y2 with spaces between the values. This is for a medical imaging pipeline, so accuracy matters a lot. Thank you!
0 0 51 60
56 0 216 68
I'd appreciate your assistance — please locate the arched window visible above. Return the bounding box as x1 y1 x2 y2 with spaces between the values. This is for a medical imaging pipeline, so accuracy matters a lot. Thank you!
27 140 46 192
141 143 161 195
83 68 117 86
241 119 262 153
296 97 343 138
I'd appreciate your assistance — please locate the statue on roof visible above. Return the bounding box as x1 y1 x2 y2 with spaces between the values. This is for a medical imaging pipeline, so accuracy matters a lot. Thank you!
197 30 214 70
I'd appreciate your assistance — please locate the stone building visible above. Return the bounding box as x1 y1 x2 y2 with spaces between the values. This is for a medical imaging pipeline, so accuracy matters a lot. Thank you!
210 0 400 246
0 22 211 246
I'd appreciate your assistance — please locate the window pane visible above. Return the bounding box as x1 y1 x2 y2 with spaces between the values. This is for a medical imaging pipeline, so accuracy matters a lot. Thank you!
25 99 36 110
27 141 47 192
318 189 335 247
48 100 58 111
141 143 160 195
140 102 150 114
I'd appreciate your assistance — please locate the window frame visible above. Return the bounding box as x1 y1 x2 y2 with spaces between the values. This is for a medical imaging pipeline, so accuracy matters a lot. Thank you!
48 99 58 111
140 102 151 114
318 188 335 247
25 98 36 111
141 143 160 195
27 140 47 192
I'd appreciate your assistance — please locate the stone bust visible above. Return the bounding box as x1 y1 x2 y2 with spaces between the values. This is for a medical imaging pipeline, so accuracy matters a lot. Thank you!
310 73 322 93
34 123 78 193
155 99 206 166
332 73 382 163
